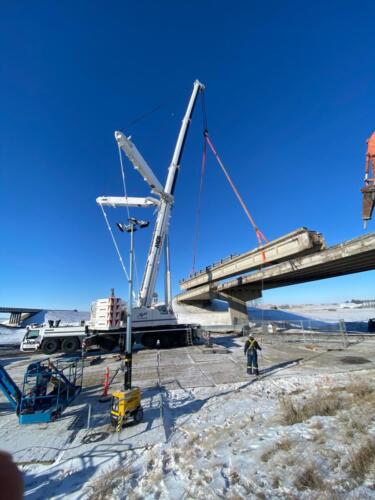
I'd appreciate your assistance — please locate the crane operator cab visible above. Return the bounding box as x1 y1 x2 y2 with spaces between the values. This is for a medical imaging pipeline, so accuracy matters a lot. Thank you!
110 387 143 429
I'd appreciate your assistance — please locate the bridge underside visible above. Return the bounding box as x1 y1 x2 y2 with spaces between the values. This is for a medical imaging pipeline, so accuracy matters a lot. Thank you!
0 307 42 326
177 232 375 324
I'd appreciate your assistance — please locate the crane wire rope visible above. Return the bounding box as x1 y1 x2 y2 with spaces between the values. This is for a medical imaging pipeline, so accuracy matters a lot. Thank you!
117 145 140 293
204 132 268 320
193 91 267 326
204 132 268 253
192 91 268 272
191 89 209 273
99 203 129 281
191 138 207 273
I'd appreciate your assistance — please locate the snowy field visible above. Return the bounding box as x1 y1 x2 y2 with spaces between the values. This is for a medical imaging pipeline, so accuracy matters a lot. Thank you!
89 371 375 499
1 333 375 499
0 325 27 345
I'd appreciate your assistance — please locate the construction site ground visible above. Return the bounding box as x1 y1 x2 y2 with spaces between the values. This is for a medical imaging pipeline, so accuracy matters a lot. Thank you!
1 333 375 498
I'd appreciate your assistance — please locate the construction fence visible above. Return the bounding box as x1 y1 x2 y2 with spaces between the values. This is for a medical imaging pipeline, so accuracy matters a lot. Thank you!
246 319 349 348
202 320 353 348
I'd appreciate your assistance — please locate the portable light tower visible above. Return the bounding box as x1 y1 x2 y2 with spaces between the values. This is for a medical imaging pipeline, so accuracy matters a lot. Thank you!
110 218 149 431
117 217 149 388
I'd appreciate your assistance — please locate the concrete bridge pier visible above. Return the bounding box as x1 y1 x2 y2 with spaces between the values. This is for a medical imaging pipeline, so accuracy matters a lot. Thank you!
218 288 262 326
9 312 22 326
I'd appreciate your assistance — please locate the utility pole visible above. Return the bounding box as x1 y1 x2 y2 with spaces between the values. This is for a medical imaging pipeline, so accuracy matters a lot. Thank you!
117 217 149 389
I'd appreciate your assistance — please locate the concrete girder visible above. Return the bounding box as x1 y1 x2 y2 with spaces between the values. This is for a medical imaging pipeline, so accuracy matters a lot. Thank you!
180 227 325 291
176 232 375 305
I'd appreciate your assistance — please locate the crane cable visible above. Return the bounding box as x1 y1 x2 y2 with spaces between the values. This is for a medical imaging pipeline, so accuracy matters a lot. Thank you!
99 203 130 281
204 131 268 257
191 138 207 273
192 91 268 271
202 130 268 322
117 145 140 293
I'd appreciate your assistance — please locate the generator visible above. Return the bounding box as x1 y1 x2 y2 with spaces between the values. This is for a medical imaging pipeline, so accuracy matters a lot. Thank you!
110 387 143 429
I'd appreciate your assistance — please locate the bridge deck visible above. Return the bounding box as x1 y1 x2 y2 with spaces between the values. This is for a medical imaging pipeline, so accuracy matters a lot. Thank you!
177 232 375 302
0 307 41 314
180 227 325 291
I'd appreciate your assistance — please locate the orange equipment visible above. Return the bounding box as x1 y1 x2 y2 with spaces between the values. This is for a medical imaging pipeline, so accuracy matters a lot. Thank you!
361 132 375 227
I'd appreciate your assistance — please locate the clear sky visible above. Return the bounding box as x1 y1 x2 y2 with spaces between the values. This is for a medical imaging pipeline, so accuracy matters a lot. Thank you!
1 1 374 310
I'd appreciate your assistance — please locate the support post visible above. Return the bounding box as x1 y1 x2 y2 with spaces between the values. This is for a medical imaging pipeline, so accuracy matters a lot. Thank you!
227 298 249 326
218 287 262 326
124 226 134 390
164 236 172 311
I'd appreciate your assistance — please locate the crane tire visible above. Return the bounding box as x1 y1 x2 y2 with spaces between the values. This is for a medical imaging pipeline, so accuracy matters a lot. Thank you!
41 338 60 355
62 337 80 354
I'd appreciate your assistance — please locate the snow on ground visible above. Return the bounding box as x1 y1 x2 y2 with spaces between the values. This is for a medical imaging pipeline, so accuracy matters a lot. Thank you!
1 334 371 499
283 303 374 322
22 370 375 499
0 325 26 345
81 372 375 500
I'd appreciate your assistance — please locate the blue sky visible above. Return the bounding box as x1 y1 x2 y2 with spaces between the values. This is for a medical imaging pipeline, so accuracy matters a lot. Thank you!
1 1 374 309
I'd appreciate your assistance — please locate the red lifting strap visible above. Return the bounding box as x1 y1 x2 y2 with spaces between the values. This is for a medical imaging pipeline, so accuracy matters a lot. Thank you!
204 132 268 261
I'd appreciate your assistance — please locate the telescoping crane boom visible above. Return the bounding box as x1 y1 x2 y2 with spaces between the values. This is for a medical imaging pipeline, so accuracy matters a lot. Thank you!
97 80 204 345
138 79 204 308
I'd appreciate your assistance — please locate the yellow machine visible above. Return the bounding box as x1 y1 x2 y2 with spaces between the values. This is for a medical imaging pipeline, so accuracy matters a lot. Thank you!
110 387 143 430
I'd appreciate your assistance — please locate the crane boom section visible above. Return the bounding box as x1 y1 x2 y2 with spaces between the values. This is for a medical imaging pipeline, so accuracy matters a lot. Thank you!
115 132 164 195
97 196 160 208
138 80 204 307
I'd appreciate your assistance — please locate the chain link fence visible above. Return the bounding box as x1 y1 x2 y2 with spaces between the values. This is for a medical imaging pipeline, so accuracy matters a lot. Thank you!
244 319 349 347
201 319 353 348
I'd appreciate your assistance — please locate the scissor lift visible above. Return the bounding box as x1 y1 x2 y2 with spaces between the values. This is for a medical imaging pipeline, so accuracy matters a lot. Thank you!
0 358 83 424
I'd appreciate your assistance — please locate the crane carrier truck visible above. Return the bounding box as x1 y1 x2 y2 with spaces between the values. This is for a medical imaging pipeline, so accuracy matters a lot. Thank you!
21 80 205 355
21 291 200 354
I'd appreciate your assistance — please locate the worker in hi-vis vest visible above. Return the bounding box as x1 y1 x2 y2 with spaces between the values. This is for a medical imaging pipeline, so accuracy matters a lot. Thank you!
244 335 262 375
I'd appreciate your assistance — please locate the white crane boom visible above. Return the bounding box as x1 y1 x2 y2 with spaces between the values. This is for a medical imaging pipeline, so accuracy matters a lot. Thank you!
138 80 204 307
115 132 164 196
97 196 160 208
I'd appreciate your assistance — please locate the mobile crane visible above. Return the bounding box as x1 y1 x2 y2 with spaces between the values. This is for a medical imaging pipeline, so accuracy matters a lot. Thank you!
95 80 205 348
21 81 205 355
